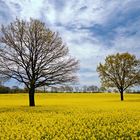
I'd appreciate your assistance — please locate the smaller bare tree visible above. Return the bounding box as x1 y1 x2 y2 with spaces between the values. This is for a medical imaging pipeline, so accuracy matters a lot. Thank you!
0 18 79 106
97 53 140 101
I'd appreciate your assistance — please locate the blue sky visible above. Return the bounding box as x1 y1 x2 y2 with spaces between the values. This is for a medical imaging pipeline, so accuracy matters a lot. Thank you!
0 0 140 87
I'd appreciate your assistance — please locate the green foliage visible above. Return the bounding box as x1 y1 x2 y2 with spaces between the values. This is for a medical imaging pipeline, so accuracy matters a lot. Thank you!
97 53 140 95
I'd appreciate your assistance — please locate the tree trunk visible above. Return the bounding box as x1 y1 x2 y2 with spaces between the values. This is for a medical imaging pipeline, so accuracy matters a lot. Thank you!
29 87 35 106
120 90 124 101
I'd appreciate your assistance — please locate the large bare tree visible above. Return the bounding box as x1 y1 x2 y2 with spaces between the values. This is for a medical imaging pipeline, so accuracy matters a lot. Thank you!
97 53 140 101
0 19 79 106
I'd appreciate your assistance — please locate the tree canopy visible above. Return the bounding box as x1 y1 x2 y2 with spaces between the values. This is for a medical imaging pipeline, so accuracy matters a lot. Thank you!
97 53 140 100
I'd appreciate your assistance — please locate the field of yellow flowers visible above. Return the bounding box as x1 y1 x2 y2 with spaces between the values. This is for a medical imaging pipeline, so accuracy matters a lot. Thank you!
0 93 140 140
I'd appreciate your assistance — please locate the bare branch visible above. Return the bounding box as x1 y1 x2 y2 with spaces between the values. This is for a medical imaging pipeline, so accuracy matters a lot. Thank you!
0 18 79 91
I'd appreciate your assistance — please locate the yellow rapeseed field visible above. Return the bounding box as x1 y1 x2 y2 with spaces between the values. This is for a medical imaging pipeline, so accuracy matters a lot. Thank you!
0 93 140 140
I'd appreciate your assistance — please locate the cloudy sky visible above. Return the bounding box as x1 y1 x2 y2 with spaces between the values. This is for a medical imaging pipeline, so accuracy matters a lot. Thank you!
0 0 140 87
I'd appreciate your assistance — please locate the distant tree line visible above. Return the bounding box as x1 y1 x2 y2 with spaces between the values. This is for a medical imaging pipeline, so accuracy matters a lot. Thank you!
0 85 26 93
0 85 99 93
0 84 139 94
48 85 100 93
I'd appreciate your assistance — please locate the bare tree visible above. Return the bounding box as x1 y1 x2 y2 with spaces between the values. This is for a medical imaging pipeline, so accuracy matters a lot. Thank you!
0 19 79 106
97 53 140 101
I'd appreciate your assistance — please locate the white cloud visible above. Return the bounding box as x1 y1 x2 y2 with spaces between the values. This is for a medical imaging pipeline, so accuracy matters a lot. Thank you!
4 0 44 20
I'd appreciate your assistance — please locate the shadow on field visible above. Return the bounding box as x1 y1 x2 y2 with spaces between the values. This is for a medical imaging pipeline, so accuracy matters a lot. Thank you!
124 99 140 102
107 98 140 103
0 105 72 114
